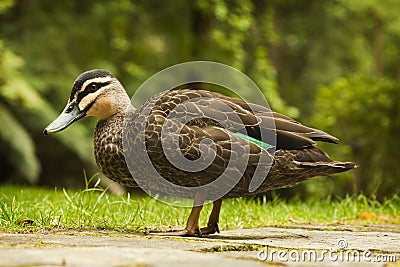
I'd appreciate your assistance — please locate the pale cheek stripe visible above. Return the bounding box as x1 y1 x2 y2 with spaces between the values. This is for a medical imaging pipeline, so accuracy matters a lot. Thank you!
78 89 105 111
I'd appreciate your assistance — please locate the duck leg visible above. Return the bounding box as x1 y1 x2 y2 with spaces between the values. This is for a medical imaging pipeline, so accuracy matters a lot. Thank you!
149 191 205 237
200 199 222 235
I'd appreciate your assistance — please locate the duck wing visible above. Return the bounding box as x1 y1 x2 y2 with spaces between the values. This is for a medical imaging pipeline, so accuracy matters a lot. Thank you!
144 89 274 177
172 89 338 150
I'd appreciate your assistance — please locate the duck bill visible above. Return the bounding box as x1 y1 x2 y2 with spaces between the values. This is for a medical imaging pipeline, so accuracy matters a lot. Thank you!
44 102 86 135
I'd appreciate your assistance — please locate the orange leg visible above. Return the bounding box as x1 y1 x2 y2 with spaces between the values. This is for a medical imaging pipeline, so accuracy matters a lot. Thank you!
200 199 222 235
149 191 206 237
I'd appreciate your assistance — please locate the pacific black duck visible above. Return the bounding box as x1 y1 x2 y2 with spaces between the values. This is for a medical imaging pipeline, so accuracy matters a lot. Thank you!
44 69 356 236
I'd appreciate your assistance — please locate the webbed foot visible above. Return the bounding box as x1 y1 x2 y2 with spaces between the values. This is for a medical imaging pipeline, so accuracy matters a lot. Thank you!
200 222 220 235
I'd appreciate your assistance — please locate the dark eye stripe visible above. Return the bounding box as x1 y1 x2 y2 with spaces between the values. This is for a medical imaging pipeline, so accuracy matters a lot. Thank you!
76 81 111 103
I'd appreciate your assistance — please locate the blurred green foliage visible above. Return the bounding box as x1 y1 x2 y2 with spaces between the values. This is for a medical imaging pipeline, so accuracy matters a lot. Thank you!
314 75 400 197
0 0 398 198
0 40 40 183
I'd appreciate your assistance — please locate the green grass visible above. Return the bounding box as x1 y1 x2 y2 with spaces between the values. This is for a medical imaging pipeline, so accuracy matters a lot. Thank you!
0 178 399 234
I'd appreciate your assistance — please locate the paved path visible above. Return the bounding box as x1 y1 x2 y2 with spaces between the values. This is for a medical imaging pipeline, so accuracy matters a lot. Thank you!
0 225 399 266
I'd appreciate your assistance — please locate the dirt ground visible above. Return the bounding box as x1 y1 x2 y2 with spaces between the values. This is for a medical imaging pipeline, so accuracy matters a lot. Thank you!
0 225 399 267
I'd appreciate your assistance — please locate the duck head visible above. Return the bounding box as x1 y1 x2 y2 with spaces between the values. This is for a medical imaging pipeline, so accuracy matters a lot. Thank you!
44 69 130 135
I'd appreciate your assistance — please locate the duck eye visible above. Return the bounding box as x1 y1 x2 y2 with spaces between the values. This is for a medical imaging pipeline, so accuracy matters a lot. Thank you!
89 83 98 91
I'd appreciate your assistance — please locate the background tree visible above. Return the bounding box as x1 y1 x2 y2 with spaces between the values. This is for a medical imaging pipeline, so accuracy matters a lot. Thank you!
0 0 398 198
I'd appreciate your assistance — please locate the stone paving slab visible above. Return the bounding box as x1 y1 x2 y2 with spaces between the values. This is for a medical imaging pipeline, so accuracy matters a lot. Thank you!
219 227 400 252
0 226 399 267
0 247 263 267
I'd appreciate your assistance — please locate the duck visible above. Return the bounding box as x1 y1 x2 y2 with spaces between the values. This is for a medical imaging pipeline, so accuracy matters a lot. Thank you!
44 69 356 237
